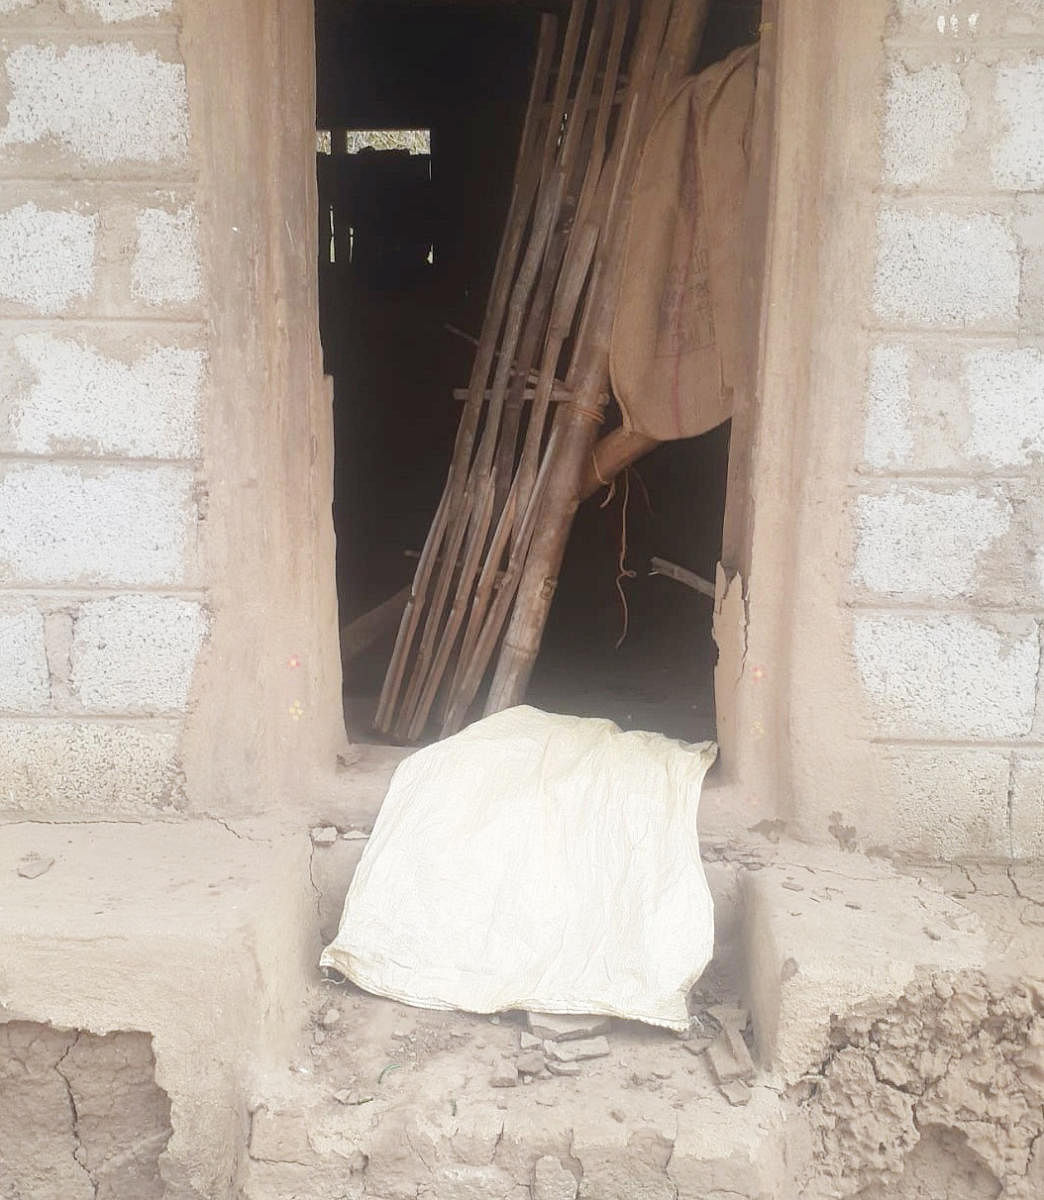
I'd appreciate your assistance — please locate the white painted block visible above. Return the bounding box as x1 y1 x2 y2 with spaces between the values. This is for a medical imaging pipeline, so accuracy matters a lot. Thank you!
964 346 1044 467
992 58 1044 191
71 594 207 712
874 209 1019 327
852 486 1011 600
883 64 968 188
0 202 96 314
3 333 204 458
0 463 195 586
0 603 49 710
133 207 202 306
853 613 1039 738
0 43 187 165
0 719 184 817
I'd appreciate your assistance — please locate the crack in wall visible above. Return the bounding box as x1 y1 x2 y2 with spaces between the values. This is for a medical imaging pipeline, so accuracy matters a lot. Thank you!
55 1033 99 1200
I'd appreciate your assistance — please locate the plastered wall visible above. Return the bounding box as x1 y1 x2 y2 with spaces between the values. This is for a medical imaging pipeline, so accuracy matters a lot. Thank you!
0 0 347 822
725 0 1044 859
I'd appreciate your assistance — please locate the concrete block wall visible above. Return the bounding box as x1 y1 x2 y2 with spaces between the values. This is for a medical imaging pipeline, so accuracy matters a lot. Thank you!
851 0 1044 856
0 0 208 818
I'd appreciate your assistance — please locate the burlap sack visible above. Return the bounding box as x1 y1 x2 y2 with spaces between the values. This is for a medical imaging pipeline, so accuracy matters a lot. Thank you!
609 45 757 441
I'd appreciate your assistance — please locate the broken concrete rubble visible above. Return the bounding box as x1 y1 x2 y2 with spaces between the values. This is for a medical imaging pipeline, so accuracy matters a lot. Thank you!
544 1035 611 1062
527 1012 613 1041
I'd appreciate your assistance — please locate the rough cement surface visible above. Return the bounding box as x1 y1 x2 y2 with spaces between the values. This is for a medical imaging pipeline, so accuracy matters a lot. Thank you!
852 485 1011 599
0 1023 171 1200
874 746 1013 858
70 593 207 712
874 208 1020 327
2 332 204 458
964 346 1044 467
132 206 201 306
0 819 318 1197
0 718 185 817
0 601 49 710
852 612 1039 739
0 201 96 313
0 42 188 164
0 462 196 585
798 972 1044 1198
883 63 969 188
992 57 1044 190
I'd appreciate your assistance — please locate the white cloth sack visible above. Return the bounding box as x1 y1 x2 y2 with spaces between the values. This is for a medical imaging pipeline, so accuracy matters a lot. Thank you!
320 706 717 1030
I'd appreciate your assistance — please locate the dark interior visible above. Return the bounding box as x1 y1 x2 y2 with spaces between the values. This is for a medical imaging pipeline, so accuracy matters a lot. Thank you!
316 0 760 744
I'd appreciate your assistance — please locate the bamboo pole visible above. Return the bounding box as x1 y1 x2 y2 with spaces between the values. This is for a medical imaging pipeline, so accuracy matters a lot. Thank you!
374 13 557 731
580 427 660 499
486 0 712 715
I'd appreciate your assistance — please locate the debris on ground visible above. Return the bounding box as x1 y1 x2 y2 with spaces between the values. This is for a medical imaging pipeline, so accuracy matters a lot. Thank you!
310 826 339 846
527 1011 613 1041
15 853 54 879
545 1035 611 1062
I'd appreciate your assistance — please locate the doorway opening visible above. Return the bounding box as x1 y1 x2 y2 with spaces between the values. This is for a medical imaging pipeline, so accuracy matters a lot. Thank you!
316 0 762 746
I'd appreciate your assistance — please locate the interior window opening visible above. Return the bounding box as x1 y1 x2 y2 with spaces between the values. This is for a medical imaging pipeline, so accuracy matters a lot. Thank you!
315 0 763 749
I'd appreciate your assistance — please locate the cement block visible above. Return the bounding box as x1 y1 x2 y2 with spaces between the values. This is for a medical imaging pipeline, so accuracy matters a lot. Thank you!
852 485 1011 601
1012 754 1044 859
883 62 969 188
0 42 187 166
70 594 207 712
964 344 1044 467
0 462 197 586
0 602 49 710
852 613 1039 739
133 206 202 307
0 202 96 314
861 340 1044 473
742 846 988 1084
0 718 184 818
874 208 1019 328
0 331 204 458
992 57 1044 191
1017 197 1044 331
874 746 1012 857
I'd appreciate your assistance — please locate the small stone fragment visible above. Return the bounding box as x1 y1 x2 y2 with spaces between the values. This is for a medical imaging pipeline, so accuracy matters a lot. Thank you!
520 1031 542 1050
341 828 369 840
705 1028 756 1084
781 880 804 892
527 1012 611 1041
532 1155 577 1200
546 1061 581 1077
719 1079 752 1106
546 1036 610 1063
16 853 54 879
708 1005 749 1033
516 1051 547 1076
683 1037 714 1057
490 1065 519 1088
333 1089 372 1106
321 1007 341 1028
310 826 338 846
313 1028 326 1045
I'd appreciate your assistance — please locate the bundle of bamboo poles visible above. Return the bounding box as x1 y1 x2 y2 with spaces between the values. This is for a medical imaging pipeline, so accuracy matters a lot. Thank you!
376 0 711 741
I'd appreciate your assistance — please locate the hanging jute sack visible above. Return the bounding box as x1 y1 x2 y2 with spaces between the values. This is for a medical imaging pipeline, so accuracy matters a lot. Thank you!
609 44 758 442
